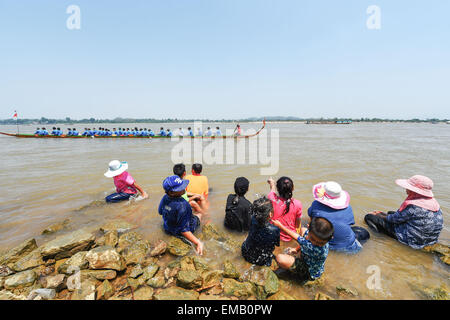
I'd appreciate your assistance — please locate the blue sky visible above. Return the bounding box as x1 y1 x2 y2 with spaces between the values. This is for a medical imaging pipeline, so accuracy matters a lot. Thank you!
0 0 449 120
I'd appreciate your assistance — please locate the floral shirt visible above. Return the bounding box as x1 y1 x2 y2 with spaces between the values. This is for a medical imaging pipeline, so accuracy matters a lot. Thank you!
297 230 329 279
386 205 443 249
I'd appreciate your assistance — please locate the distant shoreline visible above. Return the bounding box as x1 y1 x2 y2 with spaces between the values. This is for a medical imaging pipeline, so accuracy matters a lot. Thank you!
0 117 449 125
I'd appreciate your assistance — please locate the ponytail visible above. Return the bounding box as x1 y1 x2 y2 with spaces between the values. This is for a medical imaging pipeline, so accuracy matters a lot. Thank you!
276 176 294 215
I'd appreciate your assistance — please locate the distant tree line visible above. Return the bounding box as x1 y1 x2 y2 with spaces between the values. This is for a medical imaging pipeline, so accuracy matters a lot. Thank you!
0 116 448 125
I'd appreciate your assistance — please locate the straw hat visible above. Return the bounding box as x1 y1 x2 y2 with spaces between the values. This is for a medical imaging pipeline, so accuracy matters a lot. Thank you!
395 175 434 198
312 181 350 210
104 160 128 178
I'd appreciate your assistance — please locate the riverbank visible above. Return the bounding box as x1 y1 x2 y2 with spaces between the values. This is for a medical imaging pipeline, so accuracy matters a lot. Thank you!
0 218 448 300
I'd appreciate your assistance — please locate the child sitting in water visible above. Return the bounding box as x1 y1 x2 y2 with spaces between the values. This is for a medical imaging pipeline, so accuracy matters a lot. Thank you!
241 196 280 266
104 160 148 202
273 217 334 282
173 163 208 214
158 175 204 255
267 177 302 242
224 177 252 232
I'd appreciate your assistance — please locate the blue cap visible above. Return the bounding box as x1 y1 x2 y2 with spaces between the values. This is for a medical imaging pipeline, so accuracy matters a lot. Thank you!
163 175 189 192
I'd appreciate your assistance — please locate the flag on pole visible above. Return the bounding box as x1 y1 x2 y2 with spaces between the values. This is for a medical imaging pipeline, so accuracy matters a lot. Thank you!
13 111 18 120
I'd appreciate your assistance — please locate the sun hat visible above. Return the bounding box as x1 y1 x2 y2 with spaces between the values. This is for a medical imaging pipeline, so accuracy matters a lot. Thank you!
312 181 350 210
104 160 128 178
163 175 190 192
395 175 434 198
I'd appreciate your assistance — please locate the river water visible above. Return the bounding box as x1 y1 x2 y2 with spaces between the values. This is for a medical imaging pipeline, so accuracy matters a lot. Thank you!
0 122 449 299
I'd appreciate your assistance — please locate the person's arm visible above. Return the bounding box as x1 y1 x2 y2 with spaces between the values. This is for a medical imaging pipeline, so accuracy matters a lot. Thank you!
386 206 413 224
267 178 277 194
181 231 204 255
133 182 148 199
272 220 300 241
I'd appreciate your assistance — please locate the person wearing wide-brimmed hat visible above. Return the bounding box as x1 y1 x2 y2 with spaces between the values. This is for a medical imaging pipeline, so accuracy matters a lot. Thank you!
104 160 148 203
308 181 370 253
365 175 443 249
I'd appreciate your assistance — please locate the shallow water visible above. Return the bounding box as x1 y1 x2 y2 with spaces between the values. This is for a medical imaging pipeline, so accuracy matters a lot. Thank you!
0 122 449 299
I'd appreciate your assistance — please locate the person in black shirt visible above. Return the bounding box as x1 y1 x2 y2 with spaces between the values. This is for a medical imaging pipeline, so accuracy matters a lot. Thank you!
224 177 252 232
241 196 280 266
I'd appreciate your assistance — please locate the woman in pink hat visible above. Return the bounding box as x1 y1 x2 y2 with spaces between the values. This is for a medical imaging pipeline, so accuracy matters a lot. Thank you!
308 181 370 253
365 175 443 249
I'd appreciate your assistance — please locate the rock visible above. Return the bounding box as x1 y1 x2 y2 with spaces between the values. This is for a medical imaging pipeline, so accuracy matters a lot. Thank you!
223 239 241 252
10 250 44 272
35 265 55 277
129 264 144 278
241 266 279 299
168 237 192 256
104 230 119 247
0 290 27 300
150 240 167 256
423 243 450 266
177 270 203 289
117 232 143 252
134 286 154 300
314 292 334 300
223 260 240 279
44 274 66 290
40 229 95 259
200 223 228 242
100 220 136 234
27 288 56 300
127 277 140 290
96 280 114 300
85 246 126 271
45 259 56 266
336 285 358 297
66 272 82 291
199 293 232 300
0 277 4 289
141 264 160 282
122 241 151 265
207 284 224 295
192 256 210 273
147 275 165 288
0 238 37 265
81 270 117 281
420 285 449 300
304 277 325 288
57 251 89 274
153 287 200 300
201 270 223 290
71 279 97 300
0 265 14 277
222 278 255 299
267 291 296 300
4 270 37 289
41 219 70 235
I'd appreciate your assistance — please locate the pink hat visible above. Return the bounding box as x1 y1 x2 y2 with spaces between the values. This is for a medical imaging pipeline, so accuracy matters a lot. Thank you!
312 181 350 210
395 175 434 198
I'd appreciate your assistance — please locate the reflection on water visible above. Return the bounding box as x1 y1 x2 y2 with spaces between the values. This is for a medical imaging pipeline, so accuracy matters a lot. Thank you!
0 122 449 299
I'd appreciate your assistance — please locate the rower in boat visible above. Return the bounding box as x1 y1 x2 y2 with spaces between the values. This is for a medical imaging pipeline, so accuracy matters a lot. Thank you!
149 129 155 137
167 129 173 137
197 128 203 136
159 127 166 136
72 128 79 136
51 127 58 135
41 128 49 136
34 127 41 135
214 127 222 136
205 127 212 137
177 128 184 136
188 127 194 137
67 128 73 136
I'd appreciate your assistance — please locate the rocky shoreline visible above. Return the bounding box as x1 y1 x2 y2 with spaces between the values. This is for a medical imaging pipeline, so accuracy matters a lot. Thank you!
0 219 448 300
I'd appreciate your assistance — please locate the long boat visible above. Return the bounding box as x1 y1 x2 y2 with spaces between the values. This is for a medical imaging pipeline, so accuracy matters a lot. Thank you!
0 120 266 139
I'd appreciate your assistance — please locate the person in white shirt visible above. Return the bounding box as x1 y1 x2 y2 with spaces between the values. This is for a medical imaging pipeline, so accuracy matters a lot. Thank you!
178 127 185 137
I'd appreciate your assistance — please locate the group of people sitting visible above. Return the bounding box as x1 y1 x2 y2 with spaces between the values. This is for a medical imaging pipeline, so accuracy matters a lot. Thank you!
103 160 444 283
32 124 245 137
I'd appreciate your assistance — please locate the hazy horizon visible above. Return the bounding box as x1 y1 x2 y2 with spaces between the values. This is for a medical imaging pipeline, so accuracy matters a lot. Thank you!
1 1 449 120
